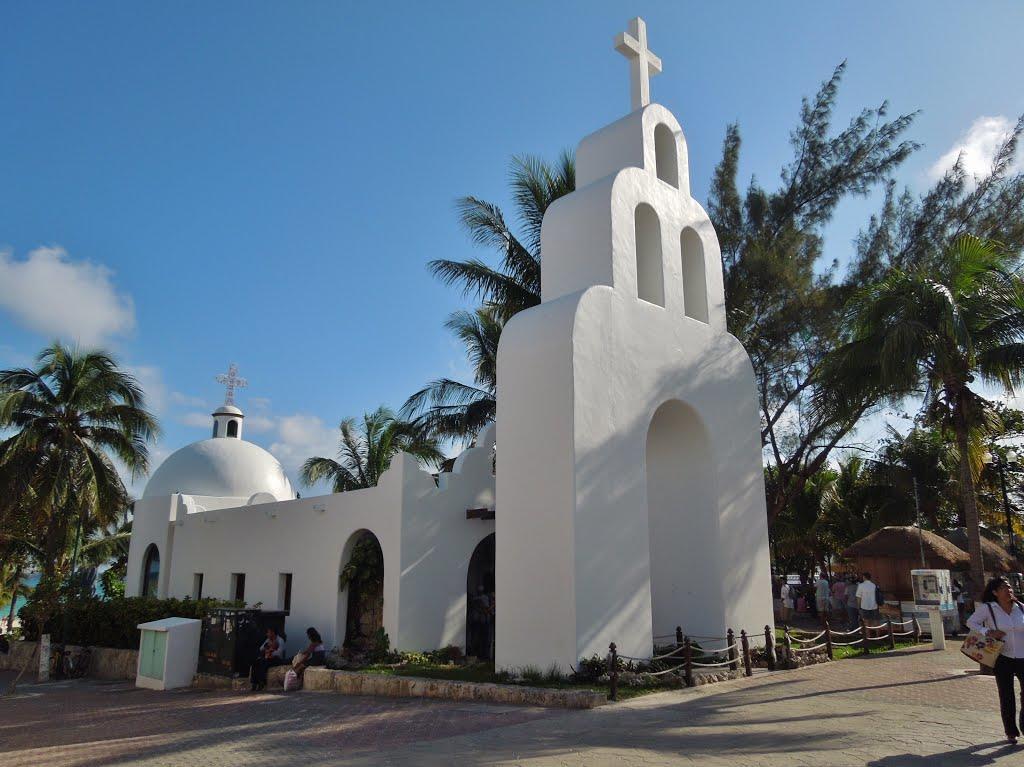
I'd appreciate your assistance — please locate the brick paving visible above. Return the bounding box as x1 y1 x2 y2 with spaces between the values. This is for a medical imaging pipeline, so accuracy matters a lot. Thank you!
1 646 1020 766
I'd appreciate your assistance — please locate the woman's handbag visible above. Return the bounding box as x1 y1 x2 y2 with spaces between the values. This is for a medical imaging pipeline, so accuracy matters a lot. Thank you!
960 603 1005 668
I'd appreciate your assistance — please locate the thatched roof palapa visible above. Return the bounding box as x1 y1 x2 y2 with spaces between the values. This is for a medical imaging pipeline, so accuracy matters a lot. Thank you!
943 528 1024 574
841 526 970 570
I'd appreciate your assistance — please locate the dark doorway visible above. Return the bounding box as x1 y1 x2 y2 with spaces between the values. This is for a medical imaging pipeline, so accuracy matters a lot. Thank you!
466 533 496 660
341 531 384 649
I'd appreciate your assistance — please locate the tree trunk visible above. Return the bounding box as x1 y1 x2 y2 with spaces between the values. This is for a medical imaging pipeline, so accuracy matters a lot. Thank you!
954 395 985 593
5 566 19 633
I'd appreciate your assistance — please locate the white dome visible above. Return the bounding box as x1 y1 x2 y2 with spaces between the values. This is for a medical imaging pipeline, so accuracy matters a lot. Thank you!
144 438 294 501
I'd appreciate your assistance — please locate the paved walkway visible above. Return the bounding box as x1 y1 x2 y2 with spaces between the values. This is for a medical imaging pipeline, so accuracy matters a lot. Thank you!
0 646 1018 766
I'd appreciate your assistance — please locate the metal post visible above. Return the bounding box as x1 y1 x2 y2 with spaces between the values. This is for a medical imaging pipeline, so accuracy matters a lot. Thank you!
683 636 694 687
912 615 922 644
608 642 618 702
727 628 737 671
886 620 896 650
861 616 870 655
913 476 926 569
764 625 776 671
740 630 752 677
824 620 834 660
782 628 793 667
998 454 1016 554
676 626 683 648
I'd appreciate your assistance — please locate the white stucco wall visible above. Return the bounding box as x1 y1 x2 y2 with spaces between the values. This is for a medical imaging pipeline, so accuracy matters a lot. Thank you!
126 438 495 659
496 102 773 672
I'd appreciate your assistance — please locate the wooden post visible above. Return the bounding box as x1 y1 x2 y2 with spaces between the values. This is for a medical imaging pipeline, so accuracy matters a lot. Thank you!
912 615 921 644
764 625 776 671
683 636 694 687
886 620 896 650
675 626 683 648
824 620 834 660
740 630 752 677
727 628 738 672
782 628 793 667
860 616 870 655
608 642 618 702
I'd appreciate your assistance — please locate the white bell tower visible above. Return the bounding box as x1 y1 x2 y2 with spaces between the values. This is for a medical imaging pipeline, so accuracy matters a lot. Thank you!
212 363 247 439
495 18 773 672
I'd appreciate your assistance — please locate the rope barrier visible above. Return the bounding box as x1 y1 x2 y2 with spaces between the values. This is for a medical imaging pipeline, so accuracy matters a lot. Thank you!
792 642 828 653
690 658 739 668
891 630 915 637
829 640 861 647
827 626 863 636
788 630 826 644
649 646 686 661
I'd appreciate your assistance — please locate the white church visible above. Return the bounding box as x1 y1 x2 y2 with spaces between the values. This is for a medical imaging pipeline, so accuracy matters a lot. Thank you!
126 18 774 671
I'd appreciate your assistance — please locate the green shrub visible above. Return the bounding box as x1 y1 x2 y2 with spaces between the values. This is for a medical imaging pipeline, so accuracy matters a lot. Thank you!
19 595 236 649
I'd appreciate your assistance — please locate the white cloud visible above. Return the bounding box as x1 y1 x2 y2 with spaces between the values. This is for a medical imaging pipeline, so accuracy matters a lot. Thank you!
269 413 337 482
928 116 1024 184
0 246 135 347
245 414 275 433
126 364 169 416
170 391 207 408
179 411 212 429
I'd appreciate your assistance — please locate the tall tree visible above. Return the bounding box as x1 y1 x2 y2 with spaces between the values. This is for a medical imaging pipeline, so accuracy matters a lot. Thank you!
401 307 500 443
428 152 574 323
0 345 157 596
820 236 1024 588
300 406 444 492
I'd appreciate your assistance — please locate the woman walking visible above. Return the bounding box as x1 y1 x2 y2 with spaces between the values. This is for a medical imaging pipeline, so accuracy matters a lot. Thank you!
967 577 1024 745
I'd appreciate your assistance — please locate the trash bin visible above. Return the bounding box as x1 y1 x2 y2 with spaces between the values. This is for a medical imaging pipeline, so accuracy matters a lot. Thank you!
136 617 202 690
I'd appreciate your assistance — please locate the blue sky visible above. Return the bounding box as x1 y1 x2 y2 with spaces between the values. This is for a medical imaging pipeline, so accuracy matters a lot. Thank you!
2 1 1023 494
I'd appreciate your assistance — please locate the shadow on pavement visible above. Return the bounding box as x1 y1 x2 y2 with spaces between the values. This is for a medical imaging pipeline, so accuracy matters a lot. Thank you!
868 741 1018 766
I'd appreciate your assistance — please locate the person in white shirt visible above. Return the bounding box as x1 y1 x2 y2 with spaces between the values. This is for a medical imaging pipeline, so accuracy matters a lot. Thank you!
780 582 793 622
856 572 879 621
815 575 831 625
966 576 1024 745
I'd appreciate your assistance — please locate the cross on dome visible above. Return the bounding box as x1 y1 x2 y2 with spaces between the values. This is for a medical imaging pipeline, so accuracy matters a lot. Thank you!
614 17 662 111
215 363 247 406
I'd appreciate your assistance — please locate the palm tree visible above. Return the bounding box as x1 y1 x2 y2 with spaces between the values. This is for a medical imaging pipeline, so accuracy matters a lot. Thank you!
299 406 444 492
401 307 500 443
428 152 574 322
0 345 158 595
821 236 1024 589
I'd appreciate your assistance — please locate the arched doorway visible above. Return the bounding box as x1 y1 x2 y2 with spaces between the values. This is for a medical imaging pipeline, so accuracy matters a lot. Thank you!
466 533 495 660
645 400 719 637
337 530 384 650
141 544 160 598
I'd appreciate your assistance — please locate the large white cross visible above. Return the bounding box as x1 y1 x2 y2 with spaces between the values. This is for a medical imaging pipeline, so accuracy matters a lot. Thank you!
615 17 662 111
215 363 247 406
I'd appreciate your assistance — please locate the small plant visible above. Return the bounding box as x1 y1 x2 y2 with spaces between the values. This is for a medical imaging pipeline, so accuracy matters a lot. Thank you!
366 627 391 663
517 665 545 684
543 664 565 683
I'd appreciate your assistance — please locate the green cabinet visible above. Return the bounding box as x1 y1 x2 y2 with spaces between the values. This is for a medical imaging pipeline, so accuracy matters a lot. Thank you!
139 629 167 680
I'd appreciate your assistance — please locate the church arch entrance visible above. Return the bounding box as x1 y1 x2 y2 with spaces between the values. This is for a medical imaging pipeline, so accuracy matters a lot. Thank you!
645 400 719 637
141 543 160 598
466 533 495 660
337 530 384 651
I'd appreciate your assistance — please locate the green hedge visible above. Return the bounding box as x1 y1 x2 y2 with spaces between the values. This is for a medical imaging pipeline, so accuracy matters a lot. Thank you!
19 596 235 649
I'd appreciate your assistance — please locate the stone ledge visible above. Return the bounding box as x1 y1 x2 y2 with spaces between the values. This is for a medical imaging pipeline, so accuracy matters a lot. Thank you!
193 665 290 690
301 667 607 709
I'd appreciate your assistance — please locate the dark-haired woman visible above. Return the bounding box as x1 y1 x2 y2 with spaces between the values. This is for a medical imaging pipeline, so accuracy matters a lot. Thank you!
967 577 1024 745
291 627 326 675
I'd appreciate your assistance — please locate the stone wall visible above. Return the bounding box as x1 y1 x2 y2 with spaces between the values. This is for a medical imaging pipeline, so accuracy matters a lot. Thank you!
0 640 138 680
302 667 606 709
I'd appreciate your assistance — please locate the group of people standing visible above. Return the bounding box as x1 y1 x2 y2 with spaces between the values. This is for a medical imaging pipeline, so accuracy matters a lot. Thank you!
777 572 882 628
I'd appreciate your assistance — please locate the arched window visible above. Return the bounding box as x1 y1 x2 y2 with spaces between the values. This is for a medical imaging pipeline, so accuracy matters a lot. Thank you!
680 227 708 322
141 544 160 598
634 204 664 306
654 124 678 188
226 420 238 438
212 421 220 438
